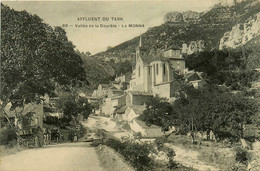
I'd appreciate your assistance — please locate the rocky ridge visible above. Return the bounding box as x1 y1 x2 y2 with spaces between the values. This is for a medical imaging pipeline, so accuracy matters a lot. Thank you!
219 12 260 49
94 0 259 67
164 11 203 23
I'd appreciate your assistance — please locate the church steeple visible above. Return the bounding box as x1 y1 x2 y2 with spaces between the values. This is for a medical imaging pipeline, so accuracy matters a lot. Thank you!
139 35 142 47
136 35 146 61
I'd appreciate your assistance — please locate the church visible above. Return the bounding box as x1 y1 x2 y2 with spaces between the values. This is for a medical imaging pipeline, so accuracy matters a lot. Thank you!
129 36 186 99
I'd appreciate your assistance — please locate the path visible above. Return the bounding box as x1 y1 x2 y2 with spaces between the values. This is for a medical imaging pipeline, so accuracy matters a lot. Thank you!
0 142 104 171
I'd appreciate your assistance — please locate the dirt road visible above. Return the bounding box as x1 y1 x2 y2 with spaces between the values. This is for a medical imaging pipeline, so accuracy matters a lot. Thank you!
0 142 104 171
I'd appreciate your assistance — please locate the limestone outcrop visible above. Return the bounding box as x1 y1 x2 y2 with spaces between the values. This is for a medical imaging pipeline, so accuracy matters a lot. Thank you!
183 40 205 55
219 12 260 49
164 11 184 23
164 11 202 23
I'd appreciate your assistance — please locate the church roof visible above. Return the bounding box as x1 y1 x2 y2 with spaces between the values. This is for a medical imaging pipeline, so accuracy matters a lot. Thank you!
139 54 168 63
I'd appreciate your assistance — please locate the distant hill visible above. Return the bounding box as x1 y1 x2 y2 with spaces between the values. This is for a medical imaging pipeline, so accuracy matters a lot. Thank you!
77 52 115 88
94 0 260 61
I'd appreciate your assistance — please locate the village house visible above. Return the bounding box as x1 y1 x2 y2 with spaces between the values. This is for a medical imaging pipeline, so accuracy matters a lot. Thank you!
2 102 44 135
126 91 153 106
184 71 206 89
92 84 124 98
129 119 164 137
114 105 146 122
101 94 126 116
43 95 63 119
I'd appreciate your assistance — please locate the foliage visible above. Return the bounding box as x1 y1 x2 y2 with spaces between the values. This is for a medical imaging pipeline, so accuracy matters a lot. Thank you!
138 96 176 130
105 138 154 171
109 60 133 76
1 4 86 134
139 84 258 141
56 94 92 125
19 112 34 130
235 147 251 165
186 49 259 90
77 52 115 87
173 85 259 140
0 128 17 146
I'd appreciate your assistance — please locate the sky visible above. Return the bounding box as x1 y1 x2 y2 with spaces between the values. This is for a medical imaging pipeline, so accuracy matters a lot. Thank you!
2 0 217 54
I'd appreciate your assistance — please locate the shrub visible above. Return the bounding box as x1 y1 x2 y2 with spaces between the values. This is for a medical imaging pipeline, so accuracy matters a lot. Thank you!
0 128 17 146
104 138 154 171
155 136 167 150
235 147 251 165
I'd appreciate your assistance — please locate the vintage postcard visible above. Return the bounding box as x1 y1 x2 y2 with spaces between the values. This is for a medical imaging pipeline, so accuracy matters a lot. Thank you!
1 0 260 170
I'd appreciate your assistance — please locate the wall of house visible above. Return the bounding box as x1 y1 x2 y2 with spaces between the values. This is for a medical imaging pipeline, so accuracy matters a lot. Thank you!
129 119 163 137
169 59 185 74
107 90 124 98
129 119 146 136
101 98 116 115
126 93 153 106
112 95 126 108
164 49 182 58
170 81 181 97
153 82 171 99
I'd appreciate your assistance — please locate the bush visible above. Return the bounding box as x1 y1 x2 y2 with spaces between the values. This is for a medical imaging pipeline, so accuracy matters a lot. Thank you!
235 147 251 165
104 138 154 171
155 136 167 150
0 128 17 146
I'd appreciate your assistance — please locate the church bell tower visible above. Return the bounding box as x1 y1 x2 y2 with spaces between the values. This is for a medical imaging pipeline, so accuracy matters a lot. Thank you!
136 35 147 61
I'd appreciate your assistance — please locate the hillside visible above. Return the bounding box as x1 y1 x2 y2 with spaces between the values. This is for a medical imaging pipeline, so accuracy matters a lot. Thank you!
77 52 115 88
94 0 260 60
243 35 260 69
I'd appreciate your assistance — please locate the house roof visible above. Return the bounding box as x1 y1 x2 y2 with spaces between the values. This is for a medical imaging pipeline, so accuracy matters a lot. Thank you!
184 72 201 81
111 94 126 100
131 105 145 115
135 119 161 129
99 84 110 89
140 54 169 63
129 91 153 96
115 106 128 114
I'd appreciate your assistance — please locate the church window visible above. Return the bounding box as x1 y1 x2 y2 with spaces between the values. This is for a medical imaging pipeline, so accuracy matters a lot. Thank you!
138 67 140 77
156 64 159 75
163 63 166 75
148 67 151 75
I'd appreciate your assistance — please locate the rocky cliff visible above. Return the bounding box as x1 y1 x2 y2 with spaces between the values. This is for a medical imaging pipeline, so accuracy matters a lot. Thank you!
219 12 260 49
164 11 202 23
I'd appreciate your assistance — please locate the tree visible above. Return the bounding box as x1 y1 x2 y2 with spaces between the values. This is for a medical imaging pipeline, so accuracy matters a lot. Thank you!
186 49 258 90
172 84 258 141
1 5 86 137
138 96 175 130
56 93 92 125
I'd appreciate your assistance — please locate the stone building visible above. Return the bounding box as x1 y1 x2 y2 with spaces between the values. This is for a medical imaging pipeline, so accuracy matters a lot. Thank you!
3 102 44 134
129 36 185 99
101 95 126 116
